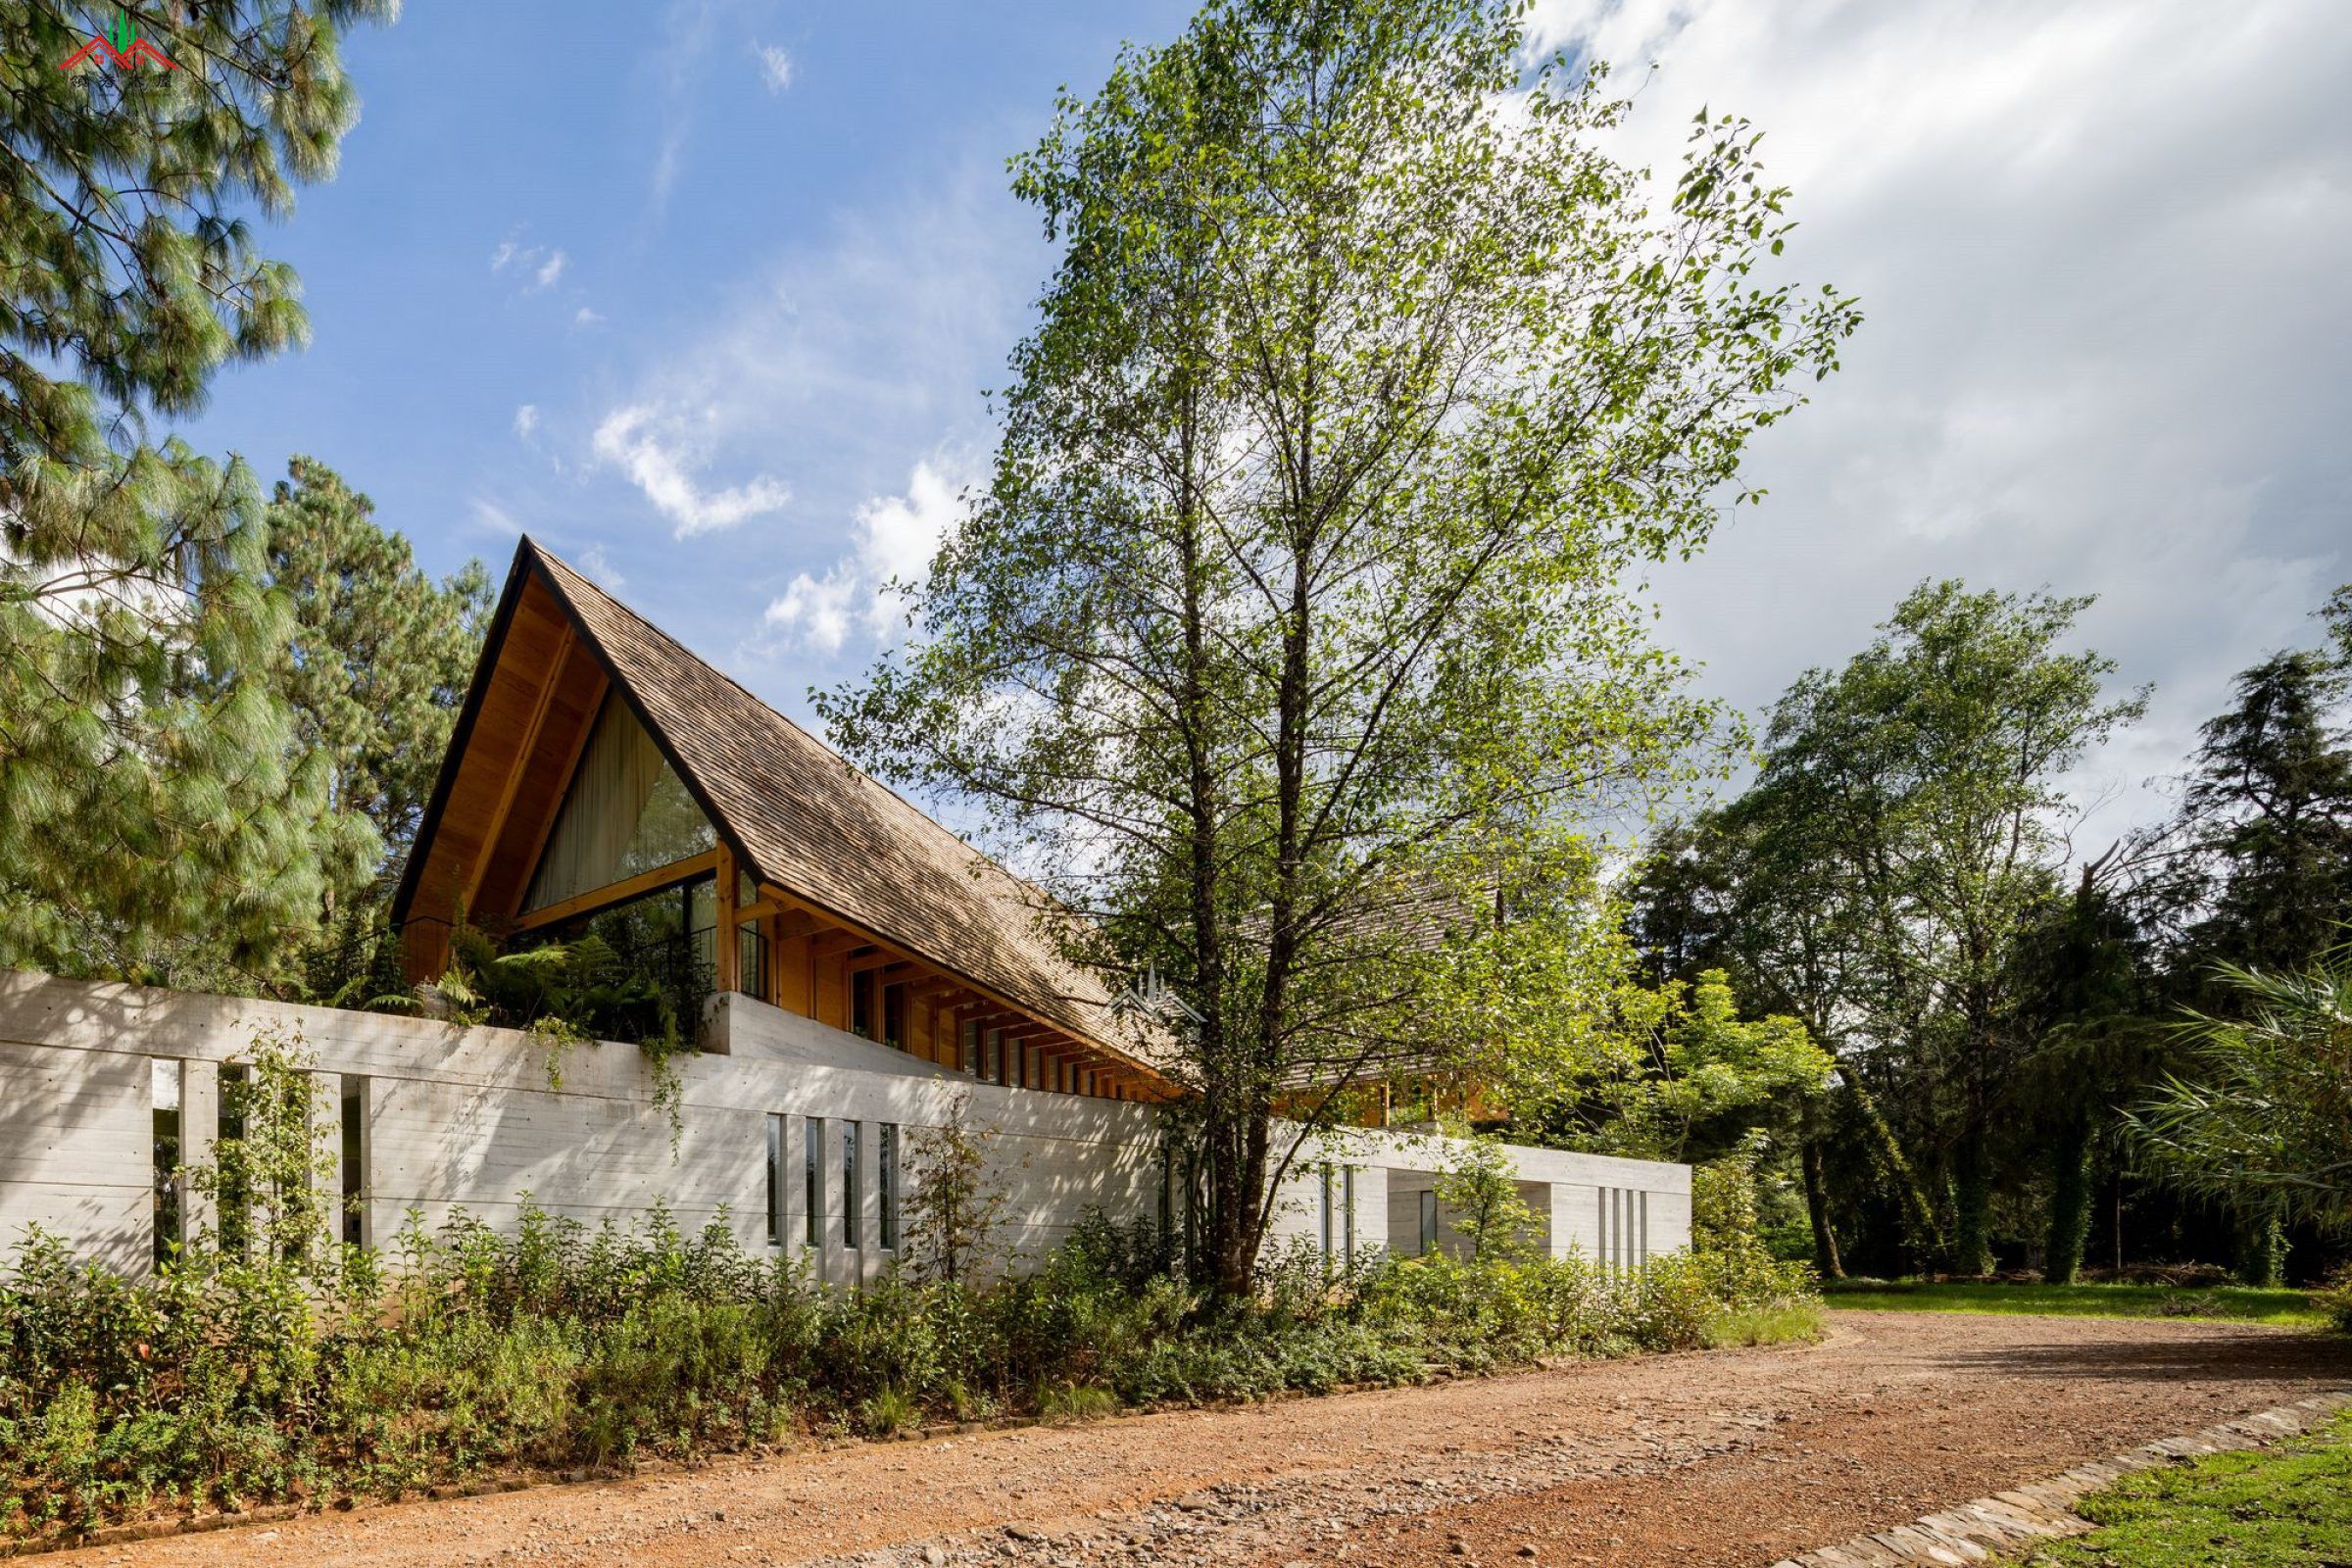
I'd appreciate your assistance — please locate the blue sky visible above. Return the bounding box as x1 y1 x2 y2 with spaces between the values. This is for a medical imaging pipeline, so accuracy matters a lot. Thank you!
183 0 2352 844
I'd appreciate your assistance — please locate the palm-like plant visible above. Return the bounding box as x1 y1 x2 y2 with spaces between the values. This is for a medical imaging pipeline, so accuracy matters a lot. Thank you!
2131 945 2352 1231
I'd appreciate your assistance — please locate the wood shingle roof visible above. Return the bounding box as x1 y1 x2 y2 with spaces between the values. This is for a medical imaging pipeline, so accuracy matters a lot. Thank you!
517 542 1170 1083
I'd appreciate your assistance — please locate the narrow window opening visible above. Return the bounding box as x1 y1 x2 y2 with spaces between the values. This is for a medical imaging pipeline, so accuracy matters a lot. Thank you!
877 1124 899 1250
851 970 874 1038
883 982 906 1048
765 1113 784 1247
1343 1167 1357 1266
842 1121 861 1248
1318 1165 1335 1264
1418 1188 1438 1255
218 1063 251 1257
151 1059 181 1269
804 1116 822 1247
961 1019 981 1076
339 1075 365 1250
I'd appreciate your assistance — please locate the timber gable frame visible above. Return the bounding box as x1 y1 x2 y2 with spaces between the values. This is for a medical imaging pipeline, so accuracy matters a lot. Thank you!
391 538 1175 1102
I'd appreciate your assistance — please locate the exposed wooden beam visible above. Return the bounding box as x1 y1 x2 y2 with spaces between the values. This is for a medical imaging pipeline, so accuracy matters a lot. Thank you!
463 622 572 912
509 848 720 933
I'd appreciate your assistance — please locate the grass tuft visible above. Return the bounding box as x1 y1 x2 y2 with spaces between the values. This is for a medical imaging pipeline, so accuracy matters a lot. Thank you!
1699 1302 1825 1348
1820 1279 2325 1329
2024 1411 2352 1568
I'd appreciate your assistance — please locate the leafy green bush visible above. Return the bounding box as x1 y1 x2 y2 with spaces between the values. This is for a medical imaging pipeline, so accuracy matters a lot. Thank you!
2319 1263 2352 1335
0 1062 1818 1544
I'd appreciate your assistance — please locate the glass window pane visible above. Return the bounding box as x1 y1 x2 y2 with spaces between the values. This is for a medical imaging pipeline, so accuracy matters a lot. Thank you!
523 692 715 912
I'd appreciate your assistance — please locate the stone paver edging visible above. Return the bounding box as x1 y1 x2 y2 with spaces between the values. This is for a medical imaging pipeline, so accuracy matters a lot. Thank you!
1765 1390 2352 1568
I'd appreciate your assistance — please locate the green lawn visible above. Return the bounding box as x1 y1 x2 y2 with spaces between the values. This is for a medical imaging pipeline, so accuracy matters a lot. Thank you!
1819 1279 2327 1329
2024 1411 2352 1568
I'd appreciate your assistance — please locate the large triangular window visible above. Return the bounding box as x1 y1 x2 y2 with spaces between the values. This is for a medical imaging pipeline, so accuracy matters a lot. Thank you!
521 691 715 913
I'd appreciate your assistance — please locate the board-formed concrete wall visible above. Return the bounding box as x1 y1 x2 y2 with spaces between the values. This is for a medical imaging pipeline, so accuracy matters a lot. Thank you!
0 971 1688 1280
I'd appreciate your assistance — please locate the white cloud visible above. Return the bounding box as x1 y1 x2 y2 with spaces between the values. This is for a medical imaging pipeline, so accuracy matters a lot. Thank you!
469 498 518 536
513 405 539 439
491 237 568 293
576 543 626 591
757 41 794 93
763 456 973 650
1522 0 2352 839
591 404 793 538
573 306 606 329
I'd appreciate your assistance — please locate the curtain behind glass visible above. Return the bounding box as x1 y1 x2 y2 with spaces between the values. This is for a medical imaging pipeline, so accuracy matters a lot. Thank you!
522 692 715 912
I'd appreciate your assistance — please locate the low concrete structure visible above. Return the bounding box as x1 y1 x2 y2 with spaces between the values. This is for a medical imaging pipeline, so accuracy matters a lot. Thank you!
0 971 1690 1280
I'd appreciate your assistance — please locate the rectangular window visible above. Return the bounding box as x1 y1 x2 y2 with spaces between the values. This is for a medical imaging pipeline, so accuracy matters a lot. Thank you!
765 1113 784 1247
805 1116 822 1247
339 1075 366 1250
983 1028 1001 1084
740 922 767 1001
1343 1167 1357 1265
883 983 906 1048
842 1121 861 1248
878 1123 899 1250
1318 1165 1335 1260
1598 1187 1614 1270
151 1059 181 1269
1418 1189 1438 1255
851 970 874 1038
961 1018 981 1076
218 1063 251 1257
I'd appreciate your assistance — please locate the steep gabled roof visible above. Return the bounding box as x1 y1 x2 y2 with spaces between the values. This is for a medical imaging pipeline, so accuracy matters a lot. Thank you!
396 539 1169 1083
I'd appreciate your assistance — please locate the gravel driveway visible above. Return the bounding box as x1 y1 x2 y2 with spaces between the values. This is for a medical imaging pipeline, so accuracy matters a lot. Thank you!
46 1312 2352 1568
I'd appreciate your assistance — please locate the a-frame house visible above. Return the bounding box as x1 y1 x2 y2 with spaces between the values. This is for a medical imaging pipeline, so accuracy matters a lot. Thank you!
390 539 1174 1102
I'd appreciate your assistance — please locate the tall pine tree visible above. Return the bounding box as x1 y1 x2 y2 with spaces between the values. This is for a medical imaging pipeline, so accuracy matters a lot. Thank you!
0 2 394 983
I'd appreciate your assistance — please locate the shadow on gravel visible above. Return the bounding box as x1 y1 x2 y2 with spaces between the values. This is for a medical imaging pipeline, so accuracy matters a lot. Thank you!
1927 1331 2352 1385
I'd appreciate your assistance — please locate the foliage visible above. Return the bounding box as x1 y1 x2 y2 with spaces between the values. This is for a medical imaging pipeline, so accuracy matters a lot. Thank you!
1817 1279 2328 1329
423 924 695 1146
821 0 1856 1297
899 1094 1016 1287
1433 1138 1537 1262
2316 1263 2352 1336
0 0 395 987
2023 1411 2352 1568
264 457 490 909
2131 949 2352 1234
0 1194 1810 1542
1631 582 2145 1278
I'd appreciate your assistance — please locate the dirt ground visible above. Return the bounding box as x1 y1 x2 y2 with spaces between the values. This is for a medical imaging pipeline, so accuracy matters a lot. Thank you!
48 1312 2352 1568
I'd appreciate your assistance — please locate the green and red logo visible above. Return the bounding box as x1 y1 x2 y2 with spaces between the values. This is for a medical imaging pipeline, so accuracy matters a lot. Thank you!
58 9 178 72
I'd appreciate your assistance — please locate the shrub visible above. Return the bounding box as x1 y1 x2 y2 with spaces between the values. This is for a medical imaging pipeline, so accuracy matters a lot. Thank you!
0 1151 1817 1545
2319 1262 2352 1336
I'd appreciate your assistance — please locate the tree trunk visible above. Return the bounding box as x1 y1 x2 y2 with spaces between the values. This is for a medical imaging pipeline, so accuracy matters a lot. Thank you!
2042 1110 2093 1285
1950 1120 1995 1277
1800 1125 1843 1280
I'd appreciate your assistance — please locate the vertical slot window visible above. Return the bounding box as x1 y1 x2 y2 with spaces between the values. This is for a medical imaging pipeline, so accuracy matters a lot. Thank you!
842 1121 861 1248
339 1075 365 1250
851 970 875 1039
218 1063 251 1257
961 1019 981 1076
883 983 906 1048
151 1060 181 1269
877 1124 899 1250
765 1113 784 1247
804 1116 822 1247
1343 1167 1357 1265
1318 1165 1335 1261
1417 1189 1438 1255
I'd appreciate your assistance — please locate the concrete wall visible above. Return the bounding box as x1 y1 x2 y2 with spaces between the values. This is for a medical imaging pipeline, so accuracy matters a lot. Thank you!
0 971 1688 1280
